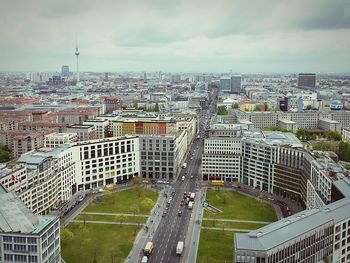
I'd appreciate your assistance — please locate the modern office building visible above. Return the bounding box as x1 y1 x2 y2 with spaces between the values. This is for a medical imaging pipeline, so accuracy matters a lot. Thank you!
298 73 316 89
227 110 350 131
0 145 76 215
231 75 242 94
74 136 140 191
220 77 231 92
214 127 350 262
219 76 242 93
234 177 350 263
61 65 69 77
139 130 188 181
202 137 242 181
0 192 61 263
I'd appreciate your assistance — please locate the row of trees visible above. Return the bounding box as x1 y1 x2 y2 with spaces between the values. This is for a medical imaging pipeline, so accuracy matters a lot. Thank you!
132 102 160 112
296 129 342 142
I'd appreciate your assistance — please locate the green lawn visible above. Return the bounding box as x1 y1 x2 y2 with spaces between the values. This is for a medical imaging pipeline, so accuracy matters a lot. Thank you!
204 190 277 222
202 220 268 230
75 214 147 224
62 188 158 263
62 223 140 263
197 229 234 263
83 188 158 214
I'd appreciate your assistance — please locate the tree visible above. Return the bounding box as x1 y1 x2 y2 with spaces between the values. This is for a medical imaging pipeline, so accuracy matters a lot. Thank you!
254 105 260 111
306 105 312 110
232 103 239 109
217 106 228 115
326 131 342 141
0 145 11 163
296 129 307 141
132 177 145 197
190 84 196 91
118 215 127 226
132 102 138 109
154 103 160 112
131 204 140 216
264 102 269 111
140 198 155 212
217 191 230 204
339 141 350 162
312 141 338 153
60 228 74 245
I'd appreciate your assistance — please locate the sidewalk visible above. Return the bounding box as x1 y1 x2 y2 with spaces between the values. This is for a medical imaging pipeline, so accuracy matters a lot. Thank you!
182 187 206 263
201 226 251 232
202 218 272 224
125 187 168 263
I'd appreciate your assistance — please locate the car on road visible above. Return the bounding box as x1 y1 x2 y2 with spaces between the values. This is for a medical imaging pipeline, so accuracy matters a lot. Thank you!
78 195 85 202
180 201 185 206
162 210 167 217
190 175 194 179
178 210 182 216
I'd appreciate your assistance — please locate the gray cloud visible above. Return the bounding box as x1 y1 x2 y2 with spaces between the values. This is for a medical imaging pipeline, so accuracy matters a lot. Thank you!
297 0 350 30
0 0 349 72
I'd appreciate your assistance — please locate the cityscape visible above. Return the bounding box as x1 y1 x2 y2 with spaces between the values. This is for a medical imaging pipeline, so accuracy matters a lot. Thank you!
1 1 350 263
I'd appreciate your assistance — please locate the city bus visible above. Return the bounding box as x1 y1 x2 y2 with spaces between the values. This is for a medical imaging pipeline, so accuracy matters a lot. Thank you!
211 180 224 186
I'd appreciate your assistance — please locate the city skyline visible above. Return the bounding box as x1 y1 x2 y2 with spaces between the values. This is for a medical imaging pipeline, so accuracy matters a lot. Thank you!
1 0 350 73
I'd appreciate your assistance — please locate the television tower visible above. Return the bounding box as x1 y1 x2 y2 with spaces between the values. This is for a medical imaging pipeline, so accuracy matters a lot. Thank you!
75 45 80 83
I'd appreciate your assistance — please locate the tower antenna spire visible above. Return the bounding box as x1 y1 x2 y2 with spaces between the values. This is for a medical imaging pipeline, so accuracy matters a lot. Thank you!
75 35 80 83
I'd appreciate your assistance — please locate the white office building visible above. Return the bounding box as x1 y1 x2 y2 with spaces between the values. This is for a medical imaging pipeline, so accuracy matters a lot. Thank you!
202 137 241 182
0 192 61 263
74 136 140 191
0 145 76 215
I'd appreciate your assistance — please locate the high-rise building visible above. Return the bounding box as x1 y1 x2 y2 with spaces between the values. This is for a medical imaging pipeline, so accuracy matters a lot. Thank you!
298 73 316 89
231 75 242 93
61 65 69 77
220 77 231 92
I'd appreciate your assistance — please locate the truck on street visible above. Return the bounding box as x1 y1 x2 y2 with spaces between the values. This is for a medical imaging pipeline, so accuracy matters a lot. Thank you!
176 241 184 255
190 192 195 201
143 242 154 256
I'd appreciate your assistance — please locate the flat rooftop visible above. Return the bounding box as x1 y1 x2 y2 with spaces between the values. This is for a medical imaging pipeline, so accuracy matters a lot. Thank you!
242 130 302 147
45 132 78 138
0 192 57 234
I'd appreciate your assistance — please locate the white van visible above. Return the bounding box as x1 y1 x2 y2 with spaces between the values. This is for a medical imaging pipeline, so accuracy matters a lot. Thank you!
141 256 148 263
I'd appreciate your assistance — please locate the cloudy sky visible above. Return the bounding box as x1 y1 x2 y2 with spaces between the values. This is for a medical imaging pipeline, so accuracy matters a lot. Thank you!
1 0 350 73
